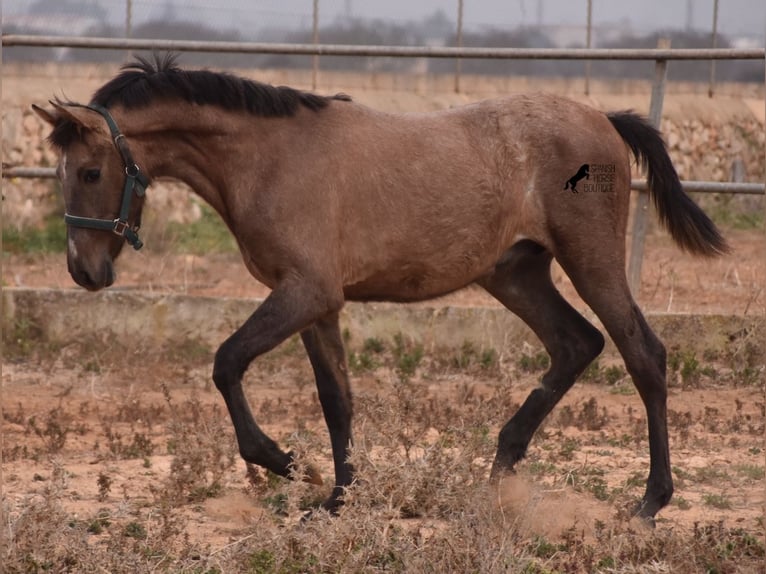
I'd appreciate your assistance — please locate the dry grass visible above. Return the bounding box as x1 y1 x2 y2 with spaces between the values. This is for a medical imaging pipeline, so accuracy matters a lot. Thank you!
2 330 764 573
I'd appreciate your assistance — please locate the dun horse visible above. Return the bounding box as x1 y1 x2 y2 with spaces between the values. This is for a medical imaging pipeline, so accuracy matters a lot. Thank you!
34 55 727 522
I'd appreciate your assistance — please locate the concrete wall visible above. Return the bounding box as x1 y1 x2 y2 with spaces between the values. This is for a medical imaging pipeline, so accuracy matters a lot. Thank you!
4 287 760 359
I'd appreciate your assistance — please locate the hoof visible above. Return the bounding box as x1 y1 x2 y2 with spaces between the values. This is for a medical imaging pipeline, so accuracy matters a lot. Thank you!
489 463 517 483
630 500 657 528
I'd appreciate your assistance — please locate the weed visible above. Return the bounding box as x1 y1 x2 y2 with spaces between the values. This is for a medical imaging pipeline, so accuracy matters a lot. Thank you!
530 535 560 559
672 465 695 486
87 511 111 534
733 464 765 481
392 332 424 380
247 549 277 572
28 408 72 454
583 475 610 501
694 465 729 484
123 521 148 540
558 437 579 461
703 493 733 509
480 348 499 369
97 472 112 502
101 423 155 459
518 350 550 373
363 337 385 354
603 365 626 385
6 317 44 360
348 349 379 374
452 340 477 369
162 391 238 505
575 397 610 431
581 359 601 381
449 341 499 372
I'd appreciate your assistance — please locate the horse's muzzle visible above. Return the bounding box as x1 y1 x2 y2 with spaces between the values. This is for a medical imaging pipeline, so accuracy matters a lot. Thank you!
69 258 116 291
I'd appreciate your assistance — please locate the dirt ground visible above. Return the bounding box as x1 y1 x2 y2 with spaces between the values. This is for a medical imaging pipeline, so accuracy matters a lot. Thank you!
2 226 765 570
2 324 764 548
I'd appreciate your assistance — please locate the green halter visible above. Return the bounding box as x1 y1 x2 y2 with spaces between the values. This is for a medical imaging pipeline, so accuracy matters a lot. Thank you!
64 104 149 250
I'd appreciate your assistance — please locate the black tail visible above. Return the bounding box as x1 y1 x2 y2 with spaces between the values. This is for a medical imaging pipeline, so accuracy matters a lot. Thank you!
607 111 729 257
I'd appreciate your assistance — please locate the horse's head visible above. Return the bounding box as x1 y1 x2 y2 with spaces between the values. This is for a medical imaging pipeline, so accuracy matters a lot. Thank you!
33 101 148 291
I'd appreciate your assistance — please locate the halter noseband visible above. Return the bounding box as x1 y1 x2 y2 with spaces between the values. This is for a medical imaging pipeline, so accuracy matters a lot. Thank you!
64 103 150 250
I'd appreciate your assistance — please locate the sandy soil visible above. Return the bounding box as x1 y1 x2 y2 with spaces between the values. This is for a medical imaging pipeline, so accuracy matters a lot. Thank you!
3 228 765 556
2 341 763 554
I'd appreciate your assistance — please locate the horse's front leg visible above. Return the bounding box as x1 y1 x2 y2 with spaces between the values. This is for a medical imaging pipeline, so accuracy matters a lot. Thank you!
212 279 343 483
300 313 354 513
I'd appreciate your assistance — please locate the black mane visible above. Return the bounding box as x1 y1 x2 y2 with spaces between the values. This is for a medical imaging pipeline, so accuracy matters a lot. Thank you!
49 54 351 148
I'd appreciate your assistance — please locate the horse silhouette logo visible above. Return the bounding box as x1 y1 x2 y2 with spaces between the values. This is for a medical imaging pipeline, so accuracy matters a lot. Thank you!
564 164 590 193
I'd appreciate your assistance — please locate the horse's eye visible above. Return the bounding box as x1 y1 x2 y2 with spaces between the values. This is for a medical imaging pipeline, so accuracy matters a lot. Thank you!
83 169 101 183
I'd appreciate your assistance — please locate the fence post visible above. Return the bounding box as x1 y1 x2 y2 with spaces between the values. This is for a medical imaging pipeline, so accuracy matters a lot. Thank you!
627 37 670 296
312 0 319 90
708 0 719 98
584 0 593 95
125 0 133 60
454 0 464 93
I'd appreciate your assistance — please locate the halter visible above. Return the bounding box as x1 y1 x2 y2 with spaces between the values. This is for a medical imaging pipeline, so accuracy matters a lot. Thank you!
64 103 150 250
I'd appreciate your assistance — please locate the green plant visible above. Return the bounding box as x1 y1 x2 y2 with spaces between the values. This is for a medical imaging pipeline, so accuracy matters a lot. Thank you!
7 317 44 360
734 464 765 481
163 203 237 254
518 350 550 373
3 214 67 253
703 493 732 509
123 521 147 540
392 332 424 379
603 365 626 385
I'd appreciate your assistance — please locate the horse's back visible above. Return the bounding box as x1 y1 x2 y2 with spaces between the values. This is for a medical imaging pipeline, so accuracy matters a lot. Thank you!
289 94 631 302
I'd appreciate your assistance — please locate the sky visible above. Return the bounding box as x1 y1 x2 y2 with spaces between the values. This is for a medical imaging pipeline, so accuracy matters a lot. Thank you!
6 0 766 43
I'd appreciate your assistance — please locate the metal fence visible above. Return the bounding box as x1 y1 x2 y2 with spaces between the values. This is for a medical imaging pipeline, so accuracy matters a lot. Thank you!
2 33 764 294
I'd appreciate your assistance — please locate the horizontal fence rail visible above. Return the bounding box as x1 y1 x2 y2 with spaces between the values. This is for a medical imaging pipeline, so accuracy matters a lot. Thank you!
3 167 764 195
629 180 765 195
3 35 765 61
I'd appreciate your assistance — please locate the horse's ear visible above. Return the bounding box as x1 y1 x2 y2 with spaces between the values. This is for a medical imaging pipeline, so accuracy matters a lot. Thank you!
31 104 59 127
46 101 105 133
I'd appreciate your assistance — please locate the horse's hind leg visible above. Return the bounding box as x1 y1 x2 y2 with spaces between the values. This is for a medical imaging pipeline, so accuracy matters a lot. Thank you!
556 249 673 521
300 312 354 513
478 240 605 476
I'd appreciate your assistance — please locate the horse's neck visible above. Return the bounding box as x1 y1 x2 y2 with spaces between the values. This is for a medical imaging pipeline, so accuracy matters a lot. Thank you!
129 104 261 220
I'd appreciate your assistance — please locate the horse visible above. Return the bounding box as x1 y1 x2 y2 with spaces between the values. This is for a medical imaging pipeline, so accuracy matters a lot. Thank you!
33 54 728 523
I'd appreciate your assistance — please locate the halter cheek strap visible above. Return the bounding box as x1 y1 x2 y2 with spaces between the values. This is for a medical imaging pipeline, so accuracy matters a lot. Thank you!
64 103 150 250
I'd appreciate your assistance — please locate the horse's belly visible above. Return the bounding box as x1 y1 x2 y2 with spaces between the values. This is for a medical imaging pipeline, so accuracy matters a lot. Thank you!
342 260 490 303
